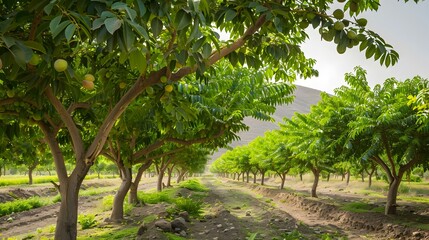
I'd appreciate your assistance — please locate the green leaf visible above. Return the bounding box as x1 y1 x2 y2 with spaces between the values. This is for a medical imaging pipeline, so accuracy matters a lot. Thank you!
104 17 122 35
136 0 147 16
127 20 150 41
92 18 105 30
52 20 71 38
65 24 76 42
23 41 46 54
224 9 237 22
129 49 147 74
192 37 206 52
175 9 192 30
1 36 16 48
176 50 188 65
151 17 163 38
43 2 55 14
49 15 62 33
201 43 212 59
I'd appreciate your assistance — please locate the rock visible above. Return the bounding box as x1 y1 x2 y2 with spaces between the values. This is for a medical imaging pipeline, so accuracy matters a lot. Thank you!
179 211 190 222
179 230 187 237
137 224 148 235
216 224 223 228
7 217 13 222
171 217 187 232
232 206 241 210
154 219 172 232
412 231 422 237
246 211 251 216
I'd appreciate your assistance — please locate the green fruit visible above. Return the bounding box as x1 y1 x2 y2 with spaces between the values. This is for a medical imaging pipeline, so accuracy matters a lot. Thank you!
356 33 366 41
334 21 345 31
165 84 173 93
29 54 41 65
84 74 95 82
333 9 344 19
160 76 168 83
347 30 357 39
82 80 94 90
32 113 42 121
54 59 68 72
119 82 126 89
337 44 346 54
322 29 335 42
350 2 359 12
306 12 316 21
299 21 310 29
6 90 15 98
356 18 368 27
146 86 154 95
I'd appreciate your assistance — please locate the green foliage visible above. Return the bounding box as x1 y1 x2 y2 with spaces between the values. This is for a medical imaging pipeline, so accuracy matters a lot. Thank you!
137 189 175 204
78 226 139 240
0 197 46 217
173 197 204 217
101 195 133 215
78 214 97 230
340 202 384 213
178 179 209 192
164 232 188 240
274 229 305 240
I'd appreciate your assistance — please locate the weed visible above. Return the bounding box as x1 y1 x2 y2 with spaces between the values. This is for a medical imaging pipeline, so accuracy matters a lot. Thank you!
340 202 383 213
174 197 204 217
178 179 209 192
247 232 258 240
0 197 46 217
276 229 306 240
78 214 97 230
164 232 187 240
101 195 133 214
137 190 174 204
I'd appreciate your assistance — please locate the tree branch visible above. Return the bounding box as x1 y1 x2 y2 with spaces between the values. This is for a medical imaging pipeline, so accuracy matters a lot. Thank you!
44 86 85 161
170 14 267 81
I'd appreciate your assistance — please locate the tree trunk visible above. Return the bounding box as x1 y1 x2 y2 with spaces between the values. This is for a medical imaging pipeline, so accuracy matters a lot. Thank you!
311 167 320 198
157 169 165 192
28 166 35 185
129 162 151 205
346 171 350 185
253 172 257 183
280 172 286 190
246 171 250 183
237 172 241 181
166 166 174 187
260 171 265 185
110 167 132 221
326 172 330 182
55 165 90 239
385 177 401 215
299 172 303 181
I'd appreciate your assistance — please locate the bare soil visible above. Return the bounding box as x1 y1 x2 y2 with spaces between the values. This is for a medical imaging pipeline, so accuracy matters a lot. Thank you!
0 176 428 240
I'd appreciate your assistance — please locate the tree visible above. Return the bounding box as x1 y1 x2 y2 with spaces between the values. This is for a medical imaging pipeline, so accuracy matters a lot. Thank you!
344 69 429 214
0 0 416 238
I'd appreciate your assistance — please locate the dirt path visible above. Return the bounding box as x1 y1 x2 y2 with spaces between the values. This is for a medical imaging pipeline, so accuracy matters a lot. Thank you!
182 177 367 240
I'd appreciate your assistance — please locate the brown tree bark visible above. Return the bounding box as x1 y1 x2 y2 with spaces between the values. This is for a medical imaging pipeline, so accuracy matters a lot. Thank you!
110 166 132 221
311 167 320 198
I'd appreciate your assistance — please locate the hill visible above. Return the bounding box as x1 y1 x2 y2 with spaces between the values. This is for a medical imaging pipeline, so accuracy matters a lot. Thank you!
210 85 322 161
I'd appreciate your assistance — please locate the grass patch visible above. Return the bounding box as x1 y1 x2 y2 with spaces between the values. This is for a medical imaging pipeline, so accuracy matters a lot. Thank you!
178 179 209 192
0 174 114 187
78 214 97 230
80 186 116 197
164 232 187 240
142 214 158 224
173 197 204 217
340 202 384 213
101 195 133 215
77 226 139 240
137 189 175 204
0 196 49 217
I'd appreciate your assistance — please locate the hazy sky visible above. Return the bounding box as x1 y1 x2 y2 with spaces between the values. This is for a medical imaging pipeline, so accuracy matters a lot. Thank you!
295 0 429 94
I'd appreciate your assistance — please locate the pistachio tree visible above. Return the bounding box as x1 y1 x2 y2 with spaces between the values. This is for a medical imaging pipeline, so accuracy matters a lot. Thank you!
0 0 416 238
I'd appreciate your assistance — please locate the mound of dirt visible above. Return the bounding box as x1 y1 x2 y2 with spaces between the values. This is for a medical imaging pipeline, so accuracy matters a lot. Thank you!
244 182 429 240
